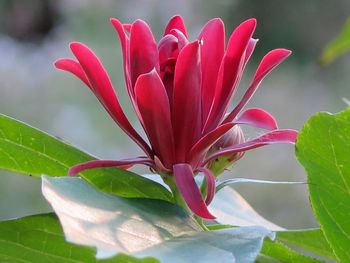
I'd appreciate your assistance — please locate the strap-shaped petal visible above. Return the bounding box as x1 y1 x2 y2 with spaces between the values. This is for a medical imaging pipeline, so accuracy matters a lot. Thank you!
234 108 278 130
243 38 258 68
203 129 298 165
130 20 159 87
69 42 152 157
198 168 216 205
135 69 175 168
204 19 256 132
110 18 132 94
164 15 188 37
173 163 215 219
224 49 292 123
55 58 90 88
198 18 225 122
68 157 154 176
173 41 202 162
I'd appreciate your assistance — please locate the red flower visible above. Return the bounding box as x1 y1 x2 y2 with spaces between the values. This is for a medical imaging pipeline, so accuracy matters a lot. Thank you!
55 16 297 220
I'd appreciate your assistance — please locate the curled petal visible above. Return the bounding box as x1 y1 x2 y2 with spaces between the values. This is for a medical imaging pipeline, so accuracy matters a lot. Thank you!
224 49 292 123
204 19 257 132
189 123 234 165
173 41 202 162
198 18 225 121
203 129 298 165
164 15 188 37
69 42 152 157
170 29 189 51
130 20 160 87
135 69 175 168
234 108 278 130
173 163 215 219
243 38 258 68
68 157 154 176
198 168 216 205
55 58 91 88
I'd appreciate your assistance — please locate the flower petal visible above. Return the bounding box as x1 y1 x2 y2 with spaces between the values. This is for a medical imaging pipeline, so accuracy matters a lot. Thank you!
198 18 225 122
198 168 216 205
135 69 175 168
68 157 154 176
164 15 187 37
204 19 257 132
69 42 152 157
170 29 189 51
234 108 278 130
130 20 160 87
203 129 298 165
173 163 215 219
189 123 234 166
173 41 202 162
55 58 90 88
224 49 292 123
243 38 258 67
110 18 132 93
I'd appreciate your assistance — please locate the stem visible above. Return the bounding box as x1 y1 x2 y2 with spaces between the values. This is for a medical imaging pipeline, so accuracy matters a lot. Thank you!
161 174 209 231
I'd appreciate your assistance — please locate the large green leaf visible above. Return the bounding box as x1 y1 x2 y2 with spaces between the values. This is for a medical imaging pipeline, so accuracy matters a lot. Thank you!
41 176 274 263
0 114 172 202
296 108 350 262
0 213 158 263
259 240 324 263
277 229 336 260
320 17 350 64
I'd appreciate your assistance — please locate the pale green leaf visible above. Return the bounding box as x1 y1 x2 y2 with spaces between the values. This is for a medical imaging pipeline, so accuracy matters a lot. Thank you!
42 176 274 263
320 17 350 64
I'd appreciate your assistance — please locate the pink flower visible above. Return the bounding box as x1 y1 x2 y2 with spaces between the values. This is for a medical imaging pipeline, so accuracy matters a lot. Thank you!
55 16 297 220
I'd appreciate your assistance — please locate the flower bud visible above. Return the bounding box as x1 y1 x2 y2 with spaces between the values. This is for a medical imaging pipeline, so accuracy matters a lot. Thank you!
207 125 245 176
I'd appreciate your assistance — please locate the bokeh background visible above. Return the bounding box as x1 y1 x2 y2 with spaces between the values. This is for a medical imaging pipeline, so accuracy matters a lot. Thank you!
0 0 349 229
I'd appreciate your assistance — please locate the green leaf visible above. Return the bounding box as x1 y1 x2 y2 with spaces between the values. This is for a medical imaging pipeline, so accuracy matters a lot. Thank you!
296 108 350 262
0 114 172 202
259 240 325 263
277 229 336 260
42 176 273 262
0 213 158 263
320 17 350 64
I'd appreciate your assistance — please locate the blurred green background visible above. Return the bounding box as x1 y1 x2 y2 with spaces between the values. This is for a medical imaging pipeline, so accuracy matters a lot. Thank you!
0 0 349 229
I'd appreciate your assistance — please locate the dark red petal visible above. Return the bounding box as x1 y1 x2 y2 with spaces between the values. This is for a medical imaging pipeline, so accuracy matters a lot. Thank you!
189 123 234 166
198 168 216 205
203 129 298 165
54 58 90 88
158 34 178 67
164 15 187 37
135 69 175 168
198 18 225 122
234 108 278 130
224 49 292 123
70 42 152 157
130 20 159 87
110 18 132 94
173 41 202 162
173 163 215 219
68 157 154 176
204 19 257 132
